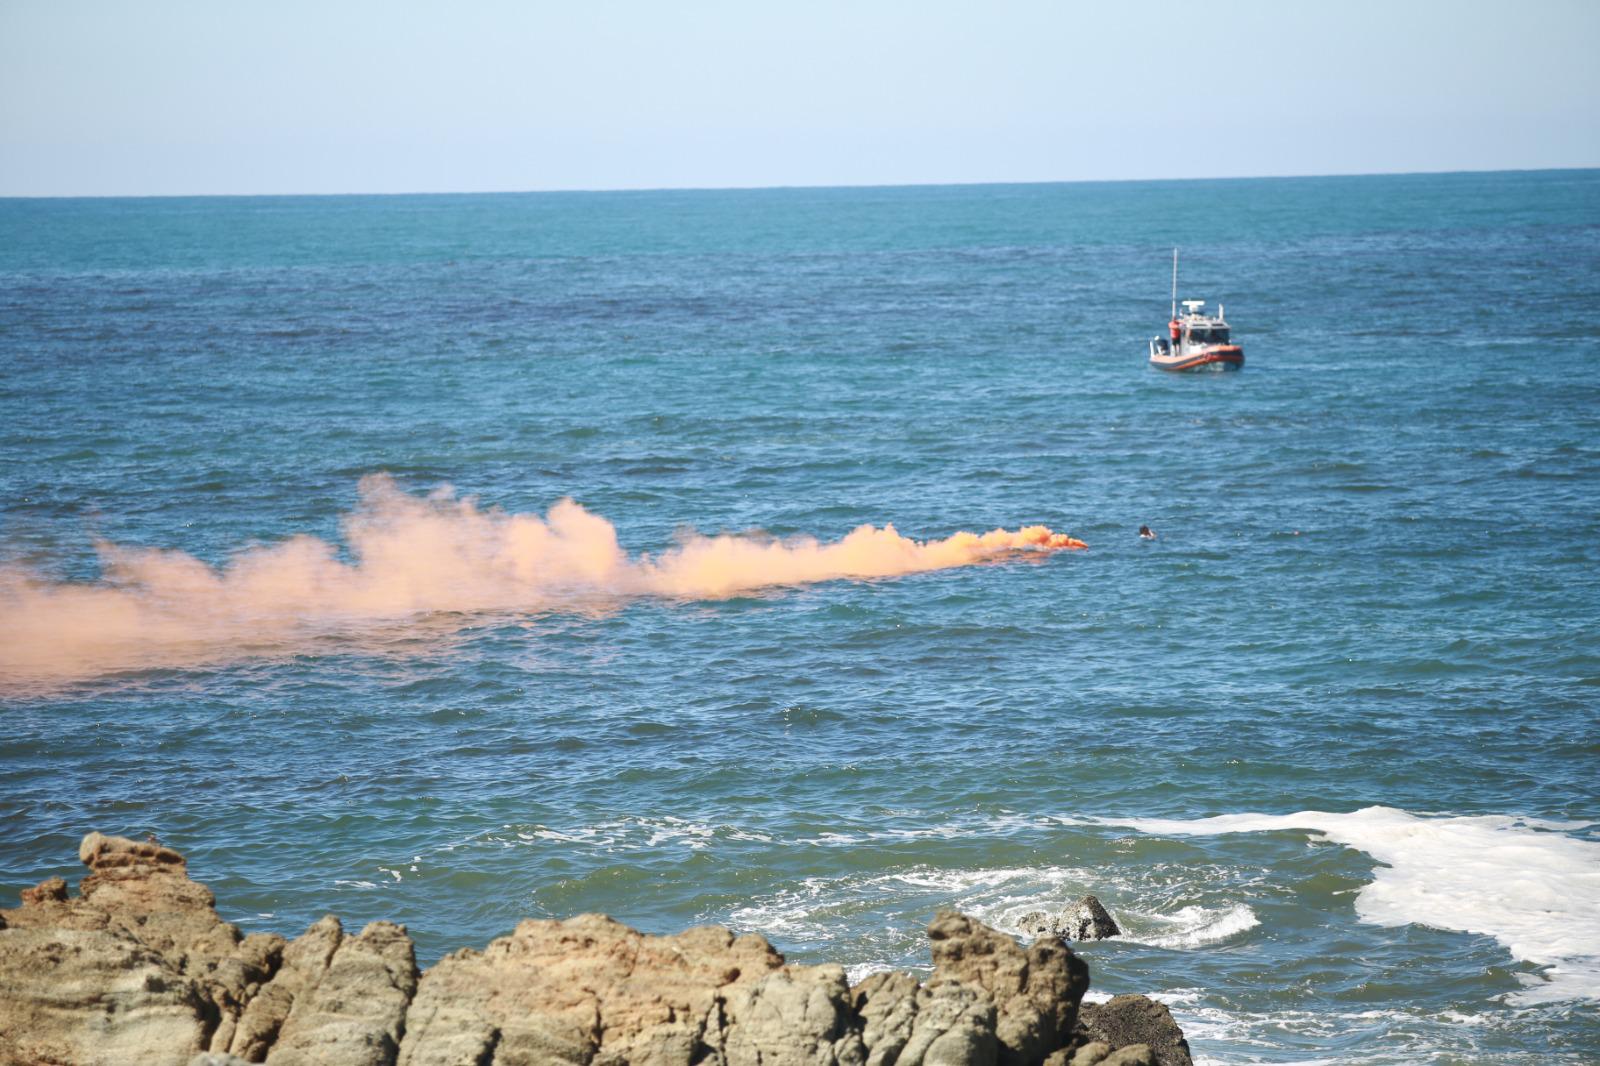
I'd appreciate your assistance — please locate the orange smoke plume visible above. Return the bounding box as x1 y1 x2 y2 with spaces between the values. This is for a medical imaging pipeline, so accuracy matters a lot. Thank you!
0 475 1083 689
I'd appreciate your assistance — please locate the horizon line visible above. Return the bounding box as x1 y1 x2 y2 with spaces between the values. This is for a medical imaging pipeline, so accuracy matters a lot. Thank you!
3 164 1596 203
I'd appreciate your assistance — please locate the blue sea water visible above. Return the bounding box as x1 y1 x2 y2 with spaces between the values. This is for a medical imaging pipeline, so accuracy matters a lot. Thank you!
2 170 1599 1063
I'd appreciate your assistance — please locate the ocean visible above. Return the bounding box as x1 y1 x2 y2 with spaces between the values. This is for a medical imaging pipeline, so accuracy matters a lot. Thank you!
2 170 1597 1063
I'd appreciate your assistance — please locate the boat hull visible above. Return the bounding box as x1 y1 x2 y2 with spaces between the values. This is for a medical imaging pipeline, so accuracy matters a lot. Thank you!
1149 344 1244 372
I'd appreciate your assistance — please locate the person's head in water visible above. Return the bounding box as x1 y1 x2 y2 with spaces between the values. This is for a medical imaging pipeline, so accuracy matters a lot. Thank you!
1139 525 1156 539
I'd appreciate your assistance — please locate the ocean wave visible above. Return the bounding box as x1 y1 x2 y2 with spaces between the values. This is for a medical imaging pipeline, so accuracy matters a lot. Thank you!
1120 903 1261 950
498 815 772 853
1093 806 1600 1004
719 861 1263 964
1174 999 1568 1066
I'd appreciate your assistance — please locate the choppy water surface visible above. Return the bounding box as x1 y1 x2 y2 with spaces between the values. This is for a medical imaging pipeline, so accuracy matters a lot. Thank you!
3 171 1598 1063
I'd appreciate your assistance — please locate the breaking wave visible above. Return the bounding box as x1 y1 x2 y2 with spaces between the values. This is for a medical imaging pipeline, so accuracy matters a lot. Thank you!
1096 807 1600 1004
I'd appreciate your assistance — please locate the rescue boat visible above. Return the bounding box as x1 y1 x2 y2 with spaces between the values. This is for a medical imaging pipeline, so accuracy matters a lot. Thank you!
1148 249 1243 372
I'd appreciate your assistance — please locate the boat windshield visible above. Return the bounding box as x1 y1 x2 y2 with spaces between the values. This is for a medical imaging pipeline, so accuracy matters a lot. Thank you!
1189 326 1230 344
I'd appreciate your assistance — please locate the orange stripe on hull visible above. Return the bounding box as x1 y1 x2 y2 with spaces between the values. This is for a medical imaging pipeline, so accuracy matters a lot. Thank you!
1152 346 1244 372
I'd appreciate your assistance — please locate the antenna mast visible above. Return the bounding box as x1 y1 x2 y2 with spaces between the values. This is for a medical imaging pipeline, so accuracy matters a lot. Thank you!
1170 247 1178 320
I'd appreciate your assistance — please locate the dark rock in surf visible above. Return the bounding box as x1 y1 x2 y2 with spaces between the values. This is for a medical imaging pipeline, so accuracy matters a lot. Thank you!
1072 994 1192 1066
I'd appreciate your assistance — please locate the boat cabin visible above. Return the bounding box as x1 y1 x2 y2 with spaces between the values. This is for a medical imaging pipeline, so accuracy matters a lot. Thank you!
1177 299 1229 345
1183 322 1230 344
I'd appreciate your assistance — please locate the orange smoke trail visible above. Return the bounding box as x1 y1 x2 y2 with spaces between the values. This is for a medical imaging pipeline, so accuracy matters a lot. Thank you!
0 475 1083 689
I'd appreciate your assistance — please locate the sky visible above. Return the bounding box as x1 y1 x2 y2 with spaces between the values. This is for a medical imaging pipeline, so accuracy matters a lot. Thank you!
2 0 1597 197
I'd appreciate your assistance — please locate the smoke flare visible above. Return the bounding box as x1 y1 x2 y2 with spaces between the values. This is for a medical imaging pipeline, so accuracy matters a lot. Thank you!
0 475 1084 689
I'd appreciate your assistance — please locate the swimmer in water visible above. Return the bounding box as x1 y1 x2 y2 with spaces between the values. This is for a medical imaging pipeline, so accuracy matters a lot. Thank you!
1139 525 1157 540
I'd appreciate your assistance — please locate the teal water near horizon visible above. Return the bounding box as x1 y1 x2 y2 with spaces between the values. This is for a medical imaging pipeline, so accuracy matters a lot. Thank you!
3 170 1599 1063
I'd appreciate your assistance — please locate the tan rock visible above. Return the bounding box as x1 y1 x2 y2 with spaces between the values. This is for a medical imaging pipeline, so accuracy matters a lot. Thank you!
897 980 999 1066
853 970 923 1065
0 925 208 1066
264 919 417 1065
3 834 1183 1066
228 915 343 1060
852 969 999 1066
397 913 789 1065
223 914 418 1065
1066 1039 1111 1065
710 963 865 1065
20 875 69 905
926 910 1089 1065
0 834 281 1065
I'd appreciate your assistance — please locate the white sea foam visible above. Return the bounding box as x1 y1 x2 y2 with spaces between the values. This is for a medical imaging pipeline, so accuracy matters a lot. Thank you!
722 865 1086 945
794 823 979 846
720 860 1263 972
1174 999 1523 1066
1097 806 1600 1003
1123 903 1261 950
505 816 768 853
844 961 897 985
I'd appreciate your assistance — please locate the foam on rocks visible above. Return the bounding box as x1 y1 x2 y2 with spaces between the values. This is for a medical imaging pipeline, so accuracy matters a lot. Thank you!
1018 896 1122 943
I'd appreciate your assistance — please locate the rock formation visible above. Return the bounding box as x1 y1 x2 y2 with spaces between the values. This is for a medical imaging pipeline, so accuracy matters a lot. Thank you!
1073 996 1191 1066
0 834 1188 1066
0 832 284 1065
1017 897 1121 943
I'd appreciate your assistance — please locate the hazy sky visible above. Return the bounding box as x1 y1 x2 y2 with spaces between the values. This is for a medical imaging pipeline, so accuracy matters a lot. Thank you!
3 0 1597 196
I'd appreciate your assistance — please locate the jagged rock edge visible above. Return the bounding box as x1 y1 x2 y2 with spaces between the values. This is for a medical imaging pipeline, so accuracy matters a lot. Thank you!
0 833 1190 1066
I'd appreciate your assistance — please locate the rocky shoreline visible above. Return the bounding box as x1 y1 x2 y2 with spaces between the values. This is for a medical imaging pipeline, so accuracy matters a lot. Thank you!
0 833 1191 1066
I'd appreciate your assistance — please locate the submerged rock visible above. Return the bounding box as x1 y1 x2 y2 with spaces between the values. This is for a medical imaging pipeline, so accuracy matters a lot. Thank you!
1 833 1187 1066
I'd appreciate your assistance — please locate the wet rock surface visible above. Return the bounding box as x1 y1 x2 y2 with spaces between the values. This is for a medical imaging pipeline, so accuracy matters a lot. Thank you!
1 834 1188 1066
1017 897 1121 943
1073 996 1192 1066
